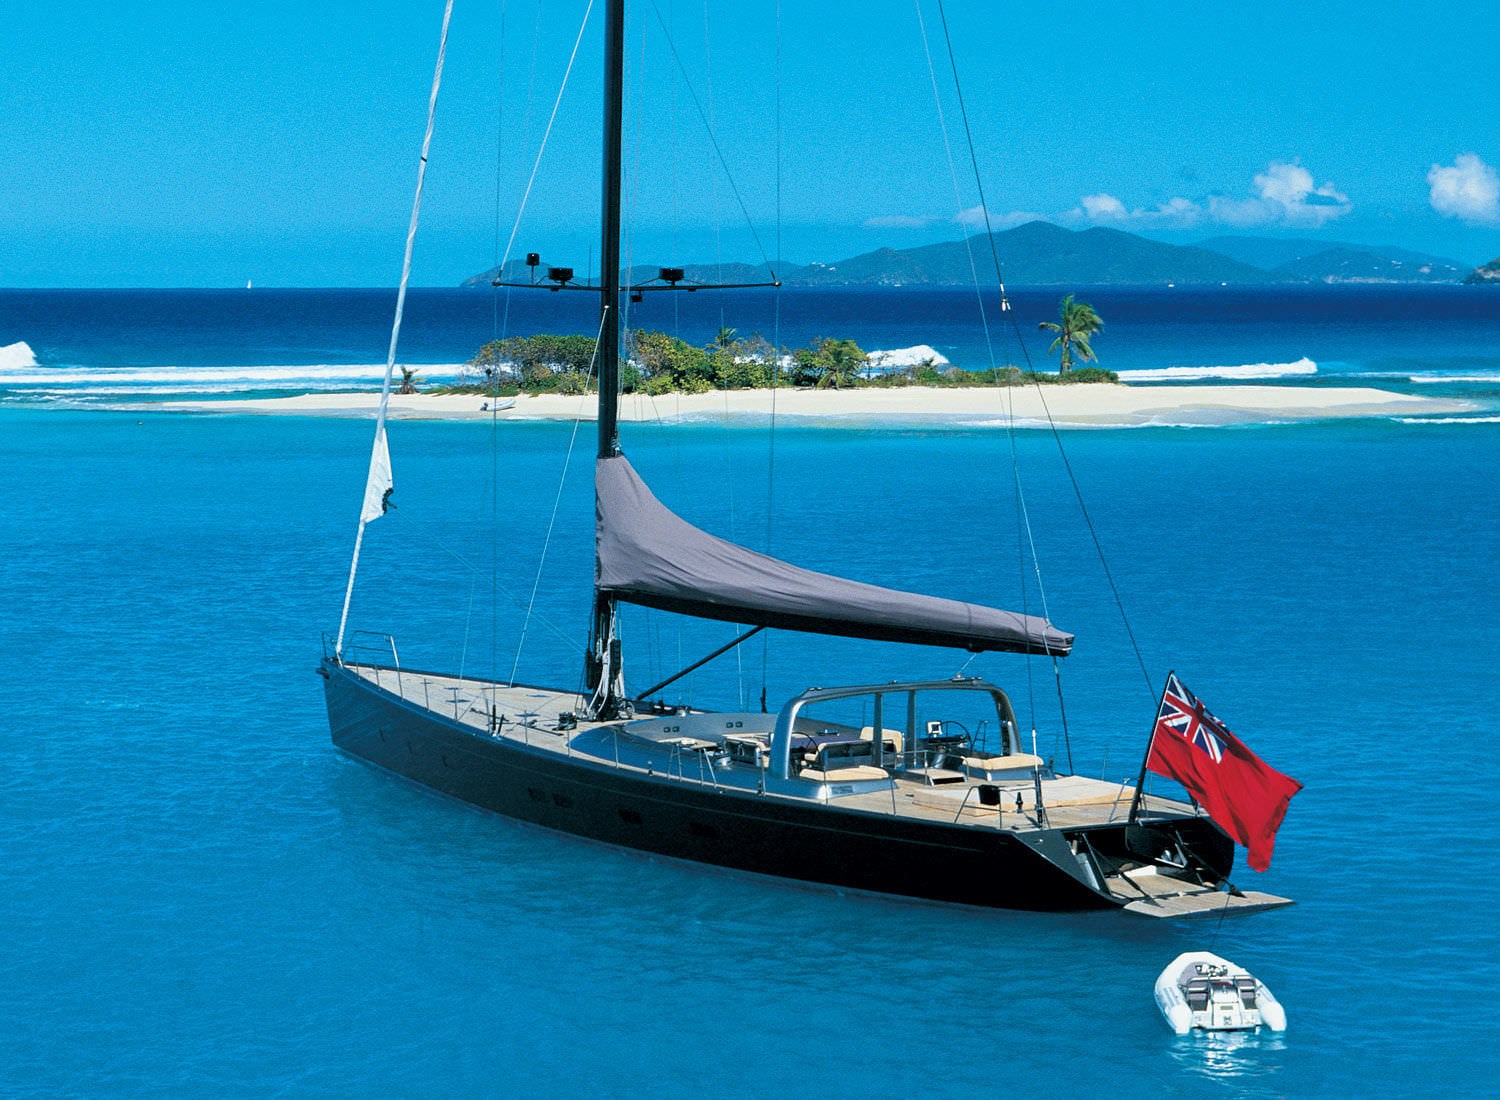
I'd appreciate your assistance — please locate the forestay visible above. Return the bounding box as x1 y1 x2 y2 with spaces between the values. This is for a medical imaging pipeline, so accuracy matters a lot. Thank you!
594 455 1073 655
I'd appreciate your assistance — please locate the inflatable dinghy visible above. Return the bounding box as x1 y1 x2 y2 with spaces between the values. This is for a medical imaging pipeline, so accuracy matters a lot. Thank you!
1155 951 1286 1034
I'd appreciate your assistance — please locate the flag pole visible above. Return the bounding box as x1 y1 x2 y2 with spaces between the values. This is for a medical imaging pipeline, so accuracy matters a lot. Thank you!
1127 669 1169 826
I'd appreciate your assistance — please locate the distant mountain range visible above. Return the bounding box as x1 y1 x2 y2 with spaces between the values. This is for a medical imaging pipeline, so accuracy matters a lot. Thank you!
1196 236 1470 282
462 221 1484 288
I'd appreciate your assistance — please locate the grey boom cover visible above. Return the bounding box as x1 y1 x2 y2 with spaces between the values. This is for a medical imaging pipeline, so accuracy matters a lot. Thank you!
594 455 1072 655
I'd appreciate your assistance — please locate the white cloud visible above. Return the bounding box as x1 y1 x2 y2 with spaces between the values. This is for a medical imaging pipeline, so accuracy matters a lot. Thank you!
953 205 1044 229
1239 161 1350 227
1070 192 1202 228
863 214 936 229
1428 153 1500 224
1078 193 1128 221
863 208 1044 231
1153 197 1204 224
1074 160 1349 230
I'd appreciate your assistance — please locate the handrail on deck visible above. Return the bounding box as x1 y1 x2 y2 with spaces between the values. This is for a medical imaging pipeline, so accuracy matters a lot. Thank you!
343 630 401 670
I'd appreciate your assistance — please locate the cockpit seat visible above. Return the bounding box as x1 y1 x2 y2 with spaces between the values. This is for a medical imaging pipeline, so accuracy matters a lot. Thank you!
1185 978 1211 1012
798 764 890 783
962 752 1044 780
858 726 903 755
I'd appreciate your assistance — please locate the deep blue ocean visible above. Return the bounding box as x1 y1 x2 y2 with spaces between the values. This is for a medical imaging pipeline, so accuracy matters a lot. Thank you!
3 284 1500 402
3 287 1500 1096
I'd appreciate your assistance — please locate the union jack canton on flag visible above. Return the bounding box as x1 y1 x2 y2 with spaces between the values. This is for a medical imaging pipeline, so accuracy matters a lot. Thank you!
1155 673 1226 762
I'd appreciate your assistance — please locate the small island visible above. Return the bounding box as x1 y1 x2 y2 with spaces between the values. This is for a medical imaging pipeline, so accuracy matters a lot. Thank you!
425 323 1116 401
150 298 1475 425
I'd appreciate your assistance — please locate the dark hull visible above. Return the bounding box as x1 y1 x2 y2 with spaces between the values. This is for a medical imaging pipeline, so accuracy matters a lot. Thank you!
322 661 1230 912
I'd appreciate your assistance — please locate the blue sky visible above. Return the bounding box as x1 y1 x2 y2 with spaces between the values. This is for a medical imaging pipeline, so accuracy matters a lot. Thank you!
4 0 1498 286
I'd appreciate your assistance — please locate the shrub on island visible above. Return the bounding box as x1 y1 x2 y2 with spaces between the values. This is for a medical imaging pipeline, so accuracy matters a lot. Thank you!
430 330 1116 396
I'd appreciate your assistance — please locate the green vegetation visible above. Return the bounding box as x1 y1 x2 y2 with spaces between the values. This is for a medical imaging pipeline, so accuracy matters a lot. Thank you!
1463 257 1500 285
791 338 866 388
464 334 596 393
428 328 1116 397
860 363 1118 387
1038 294 1103 375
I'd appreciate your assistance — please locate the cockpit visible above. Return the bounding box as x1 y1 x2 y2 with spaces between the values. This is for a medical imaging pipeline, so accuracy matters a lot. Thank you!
606 678 1050 799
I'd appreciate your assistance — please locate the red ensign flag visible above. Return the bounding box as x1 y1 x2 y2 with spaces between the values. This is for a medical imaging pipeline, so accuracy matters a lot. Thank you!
1147 673 1303 872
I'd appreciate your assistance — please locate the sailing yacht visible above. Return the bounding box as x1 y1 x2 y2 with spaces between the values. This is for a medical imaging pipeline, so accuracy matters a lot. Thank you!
319 0 1292 917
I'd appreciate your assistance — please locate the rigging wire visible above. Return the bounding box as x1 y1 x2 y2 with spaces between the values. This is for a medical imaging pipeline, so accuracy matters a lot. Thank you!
490 0 596 679
761 0 783 710
335 0 454 657
424 535 579 651
510 307 610 686
490 0 509 687
931 1 1086 765
663 1 687 704
913 0 1037 734
618 0 650 422
495 0 548 356
931 0 1093 765
622 1 655 691
495 0 597 280
942 0 1157 701
646 0 778 280
930 1 1163 770
669 0 682 339
491 0 510 319
459 574 478 680
698 0 747 709
932 0 1013 312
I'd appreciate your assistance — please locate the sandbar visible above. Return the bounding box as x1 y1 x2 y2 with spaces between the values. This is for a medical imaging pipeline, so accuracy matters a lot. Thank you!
152 384 1474 427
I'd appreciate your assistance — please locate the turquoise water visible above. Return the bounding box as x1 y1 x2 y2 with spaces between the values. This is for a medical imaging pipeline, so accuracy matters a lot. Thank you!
4 403 1499 1095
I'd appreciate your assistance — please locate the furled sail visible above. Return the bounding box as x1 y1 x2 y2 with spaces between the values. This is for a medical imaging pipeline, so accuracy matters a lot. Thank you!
360 426 394 524
594 456 1073 656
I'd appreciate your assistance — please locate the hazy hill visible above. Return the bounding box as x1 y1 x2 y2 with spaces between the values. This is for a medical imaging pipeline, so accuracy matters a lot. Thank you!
1272 247 1469 283
783 222 1274 286
463 221 1277 288
1198 235 1468 280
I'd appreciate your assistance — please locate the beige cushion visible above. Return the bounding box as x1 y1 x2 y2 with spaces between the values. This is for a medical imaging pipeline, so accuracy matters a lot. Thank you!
964 752 1043 771
799 765 890 782
859 726 904 754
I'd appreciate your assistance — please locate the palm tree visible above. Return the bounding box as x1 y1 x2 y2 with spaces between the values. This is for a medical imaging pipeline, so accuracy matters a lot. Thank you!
1038 295 1103 376
714 326 738 350
817 338 867 388
398 366 425 394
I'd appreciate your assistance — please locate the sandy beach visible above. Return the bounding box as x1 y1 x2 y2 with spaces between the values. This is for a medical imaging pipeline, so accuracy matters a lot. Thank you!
154 383 1474 427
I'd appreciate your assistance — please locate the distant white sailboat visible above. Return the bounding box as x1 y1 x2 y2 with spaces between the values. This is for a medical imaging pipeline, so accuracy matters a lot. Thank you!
246 279 253 290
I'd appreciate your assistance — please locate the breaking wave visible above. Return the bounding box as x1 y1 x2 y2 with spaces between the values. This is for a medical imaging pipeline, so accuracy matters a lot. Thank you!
1115 358 1317 383
1393 415 1500 424
1405 372 1500 385
0 363 465 393
1 341 38 371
